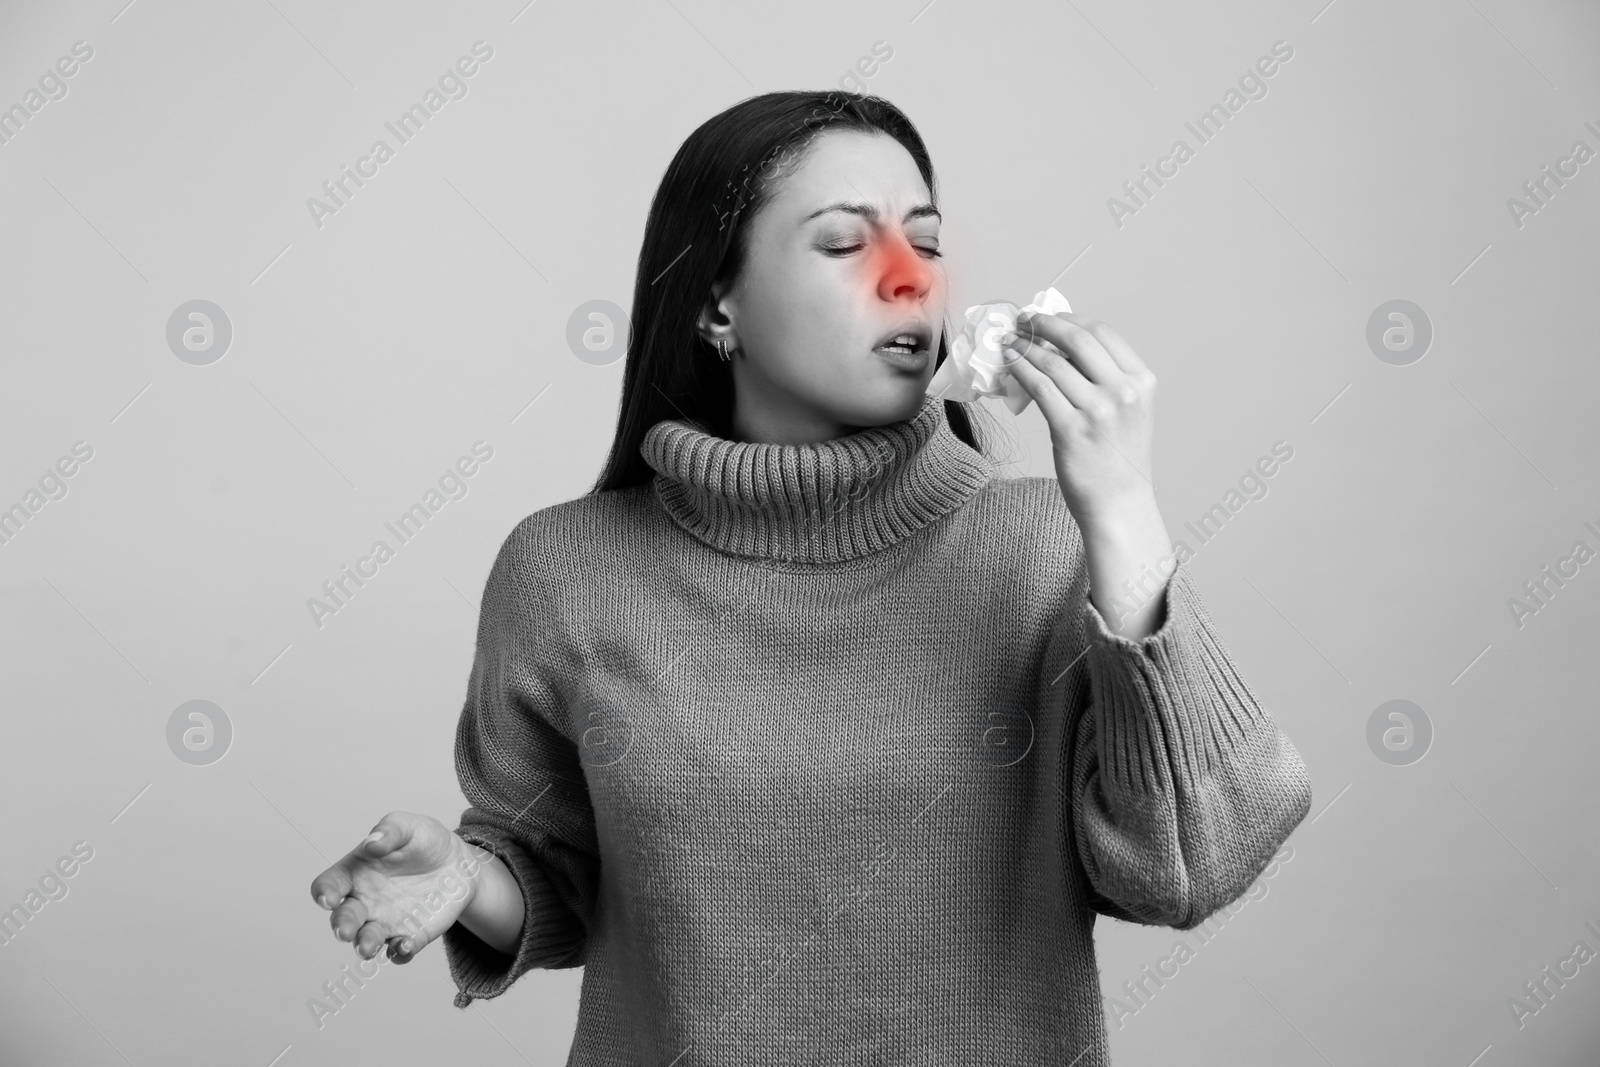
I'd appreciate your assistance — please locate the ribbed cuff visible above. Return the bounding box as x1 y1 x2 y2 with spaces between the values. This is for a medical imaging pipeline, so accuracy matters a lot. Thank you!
1078 557 1278 796
443 826 586 1009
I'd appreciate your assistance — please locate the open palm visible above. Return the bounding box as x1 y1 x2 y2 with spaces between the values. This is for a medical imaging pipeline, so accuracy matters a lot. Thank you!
310 810 486 964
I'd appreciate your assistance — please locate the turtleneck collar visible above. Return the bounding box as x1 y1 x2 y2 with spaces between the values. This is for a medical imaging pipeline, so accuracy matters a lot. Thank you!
640 394 996 564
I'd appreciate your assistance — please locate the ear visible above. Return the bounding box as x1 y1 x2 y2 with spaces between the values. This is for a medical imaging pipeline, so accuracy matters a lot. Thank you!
694 279 738 349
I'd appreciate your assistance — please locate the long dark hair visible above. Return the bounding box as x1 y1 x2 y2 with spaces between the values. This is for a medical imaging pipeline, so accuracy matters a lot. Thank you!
586 90 994 496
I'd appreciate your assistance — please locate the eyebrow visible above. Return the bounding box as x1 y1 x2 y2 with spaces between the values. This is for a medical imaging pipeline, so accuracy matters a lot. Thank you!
802 201 942 225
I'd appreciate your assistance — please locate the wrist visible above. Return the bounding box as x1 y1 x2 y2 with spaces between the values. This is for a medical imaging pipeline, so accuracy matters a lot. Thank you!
452 832 490 909
1080 492 1165 553
452 841 526 957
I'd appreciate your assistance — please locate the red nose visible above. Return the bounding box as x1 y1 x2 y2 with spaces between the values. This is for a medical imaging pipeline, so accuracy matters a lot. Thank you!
869 234 933 301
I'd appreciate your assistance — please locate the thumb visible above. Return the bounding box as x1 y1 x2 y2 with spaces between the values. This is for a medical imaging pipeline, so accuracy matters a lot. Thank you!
356 810 420 862
387 929 430 965
312 811 414 910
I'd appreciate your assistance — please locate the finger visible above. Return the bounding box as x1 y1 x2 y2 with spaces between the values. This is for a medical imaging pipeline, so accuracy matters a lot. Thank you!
387 930 428 965
1005 334 1098 412
309 861 353 912
1015 311 1123 386
368 811 417 854
350 811 417 868
313 812 415 911
330 896 368 943
1062 314 1150 378
354 918 394 960
1004 345 1088 436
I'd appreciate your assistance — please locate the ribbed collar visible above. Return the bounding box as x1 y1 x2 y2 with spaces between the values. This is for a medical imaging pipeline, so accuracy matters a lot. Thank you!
640 394 996 564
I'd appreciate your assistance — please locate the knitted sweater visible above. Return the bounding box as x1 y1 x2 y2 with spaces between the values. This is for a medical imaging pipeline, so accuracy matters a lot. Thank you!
442 393 1312 1065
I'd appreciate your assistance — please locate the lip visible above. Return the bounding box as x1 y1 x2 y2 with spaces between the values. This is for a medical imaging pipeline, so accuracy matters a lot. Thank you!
873 346 931 372
872 318 934 372
873 320 933 351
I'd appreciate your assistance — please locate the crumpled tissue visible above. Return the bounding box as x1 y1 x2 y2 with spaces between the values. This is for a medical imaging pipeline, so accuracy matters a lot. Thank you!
926 287 1073 415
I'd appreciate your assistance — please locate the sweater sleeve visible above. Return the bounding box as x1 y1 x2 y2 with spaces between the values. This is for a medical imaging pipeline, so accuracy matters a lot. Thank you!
441 523 602 1008
1061 555 1312 929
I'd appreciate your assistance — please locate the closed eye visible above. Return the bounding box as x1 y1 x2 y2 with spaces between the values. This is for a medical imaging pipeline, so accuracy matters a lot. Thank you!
822 243 943 258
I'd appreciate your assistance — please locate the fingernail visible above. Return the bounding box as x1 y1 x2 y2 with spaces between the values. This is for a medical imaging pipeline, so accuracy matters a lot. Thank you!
319 895 333 909
398 940 412 955
364 831 383 844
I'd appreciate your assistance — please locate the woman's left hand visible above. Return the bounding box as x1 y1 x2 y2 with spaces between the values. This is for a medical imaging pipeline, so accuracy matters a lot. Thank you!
1003 310 1176 638
1002 311 1157 527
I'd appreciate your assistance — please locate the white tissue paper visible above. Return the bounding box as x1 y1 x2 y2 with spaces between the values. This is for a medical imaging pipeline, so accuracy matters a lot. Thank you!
926 287 1073 415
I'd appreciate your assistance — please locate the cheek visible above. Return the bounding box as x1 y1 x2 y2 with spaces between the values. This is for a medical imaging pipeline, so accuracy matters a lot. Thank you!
758 258 852 338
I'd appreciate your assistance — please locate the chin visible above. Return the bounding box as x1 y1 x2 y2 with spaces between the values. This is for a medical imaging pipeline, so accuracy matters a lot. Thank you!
827 384 929 431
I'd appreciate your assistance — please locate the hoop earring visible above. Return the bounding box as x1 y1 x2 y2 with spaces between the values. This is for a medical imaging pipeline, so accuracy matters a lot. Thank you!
715 339 731 362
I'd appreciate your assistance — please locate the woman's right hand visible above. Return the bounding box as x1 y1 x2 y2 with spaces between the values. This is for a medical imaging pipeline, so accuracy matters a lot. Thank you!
309 810 491 964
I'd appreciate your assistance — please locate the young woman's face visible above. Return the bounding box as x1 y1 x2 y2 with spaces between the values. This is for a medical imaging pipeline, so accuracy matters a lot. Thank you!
709 128 948 443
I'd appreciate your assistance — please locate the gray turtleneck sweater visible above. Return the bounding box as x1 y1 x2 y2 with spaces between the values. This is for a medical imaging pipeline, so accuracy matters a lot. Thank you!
441 394 1312 1065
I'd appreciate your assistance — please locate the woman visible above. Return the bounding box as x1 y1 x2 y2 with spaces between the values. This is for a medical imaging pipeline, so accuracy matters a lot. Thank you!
309 90 1312 1064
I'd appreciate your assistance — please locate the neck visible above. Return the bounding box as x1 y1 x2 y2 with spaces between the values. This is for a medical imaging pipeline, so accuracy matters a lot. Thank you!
729 375 847 444
727 374 928 446
640 395 996 565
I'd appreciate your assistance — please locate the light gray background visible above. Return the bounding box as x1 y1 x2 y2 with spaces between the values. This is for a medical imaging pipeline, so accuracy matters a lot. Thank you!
2 0 1597 1063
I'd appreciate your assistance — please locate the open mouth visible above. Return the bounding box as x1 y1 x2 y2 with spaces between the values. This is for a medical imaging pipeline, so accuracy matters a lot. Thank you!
873 323 932 356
